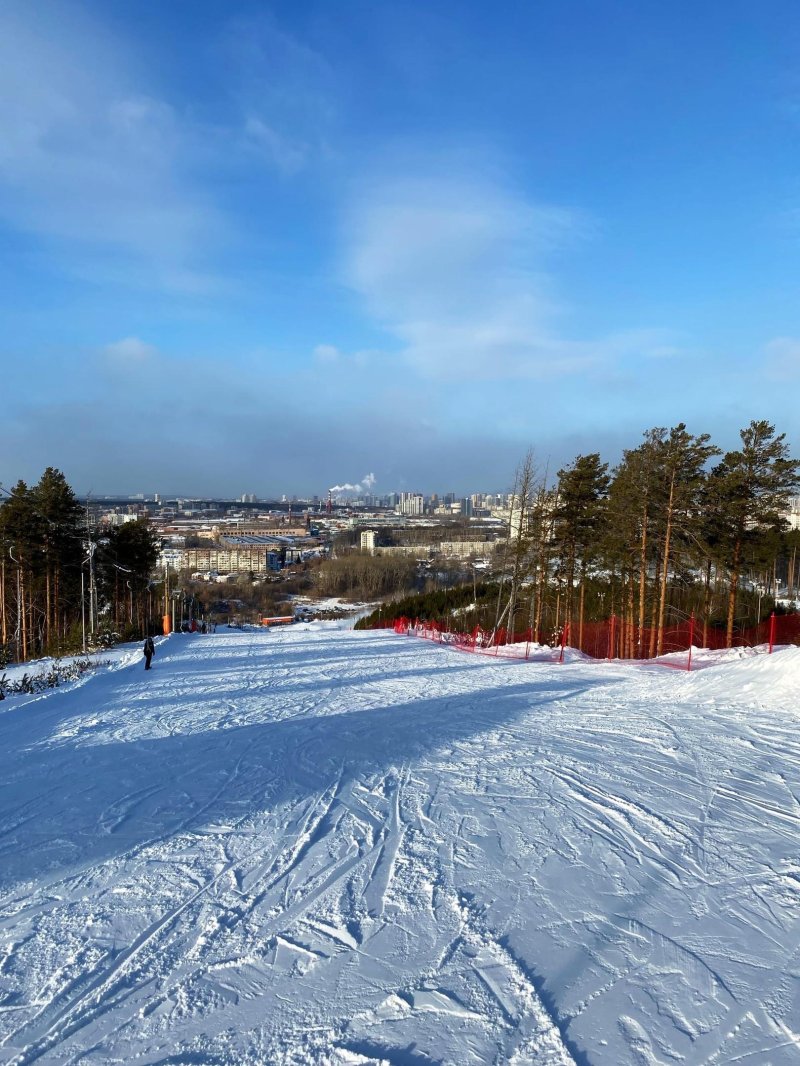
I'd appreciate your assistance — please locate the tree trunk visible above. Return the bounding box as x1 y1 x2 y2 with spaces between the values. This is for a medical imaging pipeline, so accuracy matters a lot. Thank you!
534 514 553 640
726 538 742 648
637 510 648 655
0 556 6 650
534 557 545 639
54 570 60 648
656 475 675 656
527 586 536 644
20 566 28 662
566 542 576 631
648 551 659 658
45 567 52 651
702 557 712 649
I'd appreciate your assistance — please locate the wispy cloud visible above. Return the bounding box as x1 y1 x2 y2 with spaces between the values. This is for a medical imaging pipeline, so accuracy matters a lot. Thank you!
344 172 680 380
344 174 578 379
0 3 230 293
0 3 343 297
763 337 800 379
227 13 336 175
313 344 341 364
103 337 158 365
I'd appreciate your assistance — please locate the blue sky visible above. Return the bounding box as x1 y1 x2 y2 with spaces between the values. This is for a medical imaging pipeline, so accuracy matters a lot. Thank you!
2 0 799 496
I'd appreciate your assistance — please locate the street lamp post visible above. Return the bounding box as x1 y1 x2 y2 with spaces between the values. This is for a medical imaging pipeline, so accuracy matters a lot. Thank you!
89 544 95 637
9 548 22 662
80 563 87 654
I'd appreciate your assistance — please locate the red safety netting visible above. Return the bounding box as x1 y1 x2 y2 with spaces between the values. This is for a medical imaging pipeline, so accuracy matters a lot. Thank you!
364 612 800 671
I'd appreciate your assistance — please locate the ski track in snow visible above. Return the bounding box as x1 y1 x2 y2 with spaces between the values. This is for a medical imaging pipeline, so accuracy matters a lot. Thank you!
0 626 799 1064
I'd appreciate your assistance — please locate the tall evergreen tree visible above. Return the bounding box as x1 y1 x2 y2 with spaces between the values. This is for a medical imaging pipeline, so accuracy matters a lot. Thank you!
552 454 609 636
605 430 664 657
97 519 161 635
650 425 719 655
32 468 83 651
708 421 799 646
0 482 42 660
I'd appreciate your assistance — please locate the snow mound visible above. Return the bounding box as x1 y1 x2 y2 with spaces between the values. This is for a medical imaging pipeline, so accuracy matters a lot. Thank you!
677 643 800 706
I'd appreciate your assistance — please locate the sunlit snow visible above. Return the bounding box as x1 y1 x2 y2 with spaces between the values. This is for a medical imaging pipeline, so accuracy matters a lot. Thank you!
1 624 799 1064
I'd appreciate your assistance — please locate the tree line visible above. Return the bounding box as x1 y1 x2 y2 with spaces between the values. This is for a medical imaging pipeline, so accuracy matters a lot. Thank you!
0 469 160 663
2 421 797 660
315 552 420 599
497 420 798 651
358 420 799 651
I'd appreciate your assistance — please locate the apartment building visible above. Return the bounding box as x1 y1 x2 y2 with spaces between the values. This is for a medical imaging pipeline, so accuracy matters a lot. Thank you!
398 492 424 516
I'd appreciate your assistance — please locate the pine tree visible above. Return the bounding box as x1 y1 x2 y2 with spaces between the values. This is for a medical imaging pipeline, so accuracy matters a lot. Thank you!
709 421 799 646
552 454 609 640
493 450 540 642
32 468 83 653
650 425 719 655
97 519 161 636
0 482 42 660
605 430 664 657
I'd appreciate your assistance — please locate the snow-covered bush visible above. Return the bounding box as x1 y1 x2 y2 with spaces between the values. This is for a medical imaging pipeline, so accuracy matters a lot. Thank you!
0 657 104 697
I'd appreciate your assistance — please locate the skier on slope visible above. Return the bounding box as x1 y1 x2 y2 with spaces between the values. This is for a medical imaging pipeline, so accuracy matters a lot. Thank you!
143 635 155 670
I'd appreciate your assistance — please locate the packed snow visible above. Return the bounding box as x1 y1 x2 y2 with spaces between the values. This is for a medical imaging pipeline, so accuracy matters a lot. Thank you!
1 623 799 1064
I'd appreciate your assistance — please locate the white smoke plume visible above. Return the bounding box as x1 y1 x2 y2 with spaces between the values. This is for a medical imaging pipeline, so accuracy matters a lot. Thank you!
329 473 377 495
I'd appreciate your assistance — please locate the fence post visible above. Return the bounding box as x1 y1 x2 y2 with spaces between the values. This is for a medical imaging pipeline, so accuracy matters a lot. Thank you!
769 611 776 654
559 622 569 664
687 612 695 672
608 614 616 659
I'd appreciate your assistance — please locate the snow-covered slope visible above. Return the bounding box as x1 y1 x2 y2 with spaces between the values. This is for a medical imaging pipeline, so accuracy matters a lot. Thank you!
1 625 799 1064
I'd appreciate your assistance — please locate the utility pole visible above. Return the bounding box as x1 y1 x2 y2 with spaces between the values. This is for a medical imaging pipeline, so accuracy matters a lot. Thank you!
86 498 97 639
0 553 6 652
164 562 169 632
8 549 21 662
81 568 86 654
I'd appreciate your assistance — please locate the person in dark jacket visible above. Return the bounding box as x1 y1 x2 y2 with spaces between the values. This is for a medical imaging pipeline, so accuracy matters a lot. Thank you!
143 635 155 670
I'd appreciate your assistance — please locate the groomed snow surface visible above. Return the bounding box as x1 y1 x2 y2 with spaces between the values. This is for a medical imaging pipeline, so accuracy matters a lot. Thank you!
1 626 800 1065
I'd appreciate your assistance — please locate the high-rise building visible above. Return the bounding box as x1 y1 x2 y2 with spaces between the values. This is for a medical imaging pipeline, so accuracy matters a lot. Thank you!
398 492 424 516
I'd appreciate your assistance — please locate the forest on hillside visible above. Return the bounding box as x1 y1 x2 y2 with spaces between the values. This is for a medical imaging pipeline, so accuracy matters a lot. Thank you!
0 470 160 663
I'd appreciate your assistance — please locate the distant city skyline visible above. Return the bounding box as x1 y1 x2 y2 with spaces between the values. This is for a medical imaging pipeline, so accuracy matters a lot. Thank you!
3 1 799 494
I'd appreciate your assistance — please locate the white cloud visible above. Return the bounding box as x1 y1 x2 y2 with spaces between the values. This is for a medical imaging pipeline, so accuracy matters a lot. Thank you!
763 337 800 380
242 117 310 176
344 173 679 381
313 343 341 363
0 4 341 293
344 175 578 379
0 2 224 291
103 337 158 364
228 13 336 175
